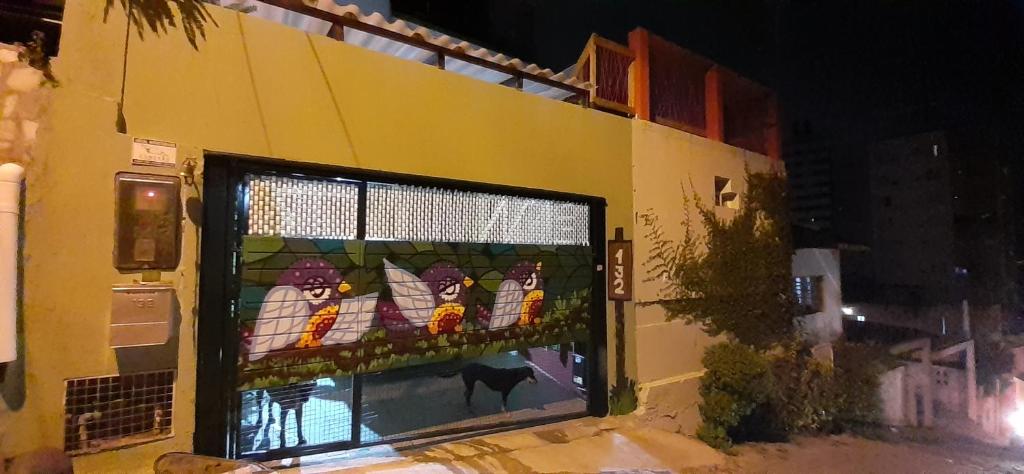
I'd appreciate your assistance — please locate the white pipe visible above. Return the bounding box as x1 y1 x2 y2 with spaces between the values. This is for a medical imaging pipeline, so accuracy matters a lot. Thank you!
0 163 24 363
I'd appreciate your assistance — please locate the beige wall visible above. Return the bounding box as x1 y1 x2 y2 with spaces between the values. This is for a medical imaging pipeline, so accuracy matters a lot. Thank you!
879 366 907 425
1 2 634 472
630 120 773 433
631 120 773 383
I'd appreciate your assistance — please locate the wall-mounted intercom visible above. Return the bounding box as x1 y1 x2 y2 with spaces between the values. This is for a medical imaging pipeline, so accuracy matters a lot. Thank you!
114 173 182 271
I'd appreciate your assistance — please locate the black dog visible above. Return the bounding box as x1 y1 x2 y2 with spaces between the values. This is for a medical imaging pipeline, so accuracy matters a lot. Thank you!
258 381 314 449
442 363 538 412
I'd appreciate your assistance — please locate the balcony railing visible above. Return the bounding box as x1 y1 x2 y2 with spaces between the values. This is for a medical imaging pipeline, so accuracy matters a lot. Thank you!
720 69 778 157
220 2 779 159
573 34 635 116
643 31 712 136
583 28 779 160
241 0 591 104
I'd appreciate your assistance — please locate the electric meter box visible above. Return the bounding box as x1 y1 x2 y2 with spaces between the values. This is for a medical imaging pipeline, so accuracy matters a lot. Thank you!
113 172 182 271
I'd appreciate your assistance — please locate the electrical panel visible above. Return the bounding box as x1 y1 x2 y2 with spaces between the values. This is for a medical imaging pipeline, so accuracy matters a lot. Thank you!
113 173 181 271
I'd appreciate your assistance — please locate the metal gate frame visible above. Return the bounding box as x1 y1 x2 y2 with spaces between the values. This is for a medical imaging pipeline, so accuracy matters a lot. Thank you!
195 153 608 460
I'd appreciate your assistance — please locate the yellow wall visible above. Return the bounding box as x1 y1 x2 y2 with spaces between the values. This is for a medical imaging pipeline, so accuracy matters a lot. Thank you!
630 120 774 433
3 0 779 469
2 2 634 472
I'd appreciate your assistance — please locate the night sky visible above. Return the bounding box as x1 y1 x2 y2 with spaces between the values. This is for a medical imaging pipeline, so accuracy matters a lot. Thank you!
392 1 1024 145
394 0 1024 313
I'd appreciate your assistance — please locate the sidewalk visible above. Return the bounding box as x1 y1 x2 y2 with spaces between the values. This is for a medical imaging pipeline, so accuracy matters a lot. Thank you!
269 416 724 473
158 418 1024 473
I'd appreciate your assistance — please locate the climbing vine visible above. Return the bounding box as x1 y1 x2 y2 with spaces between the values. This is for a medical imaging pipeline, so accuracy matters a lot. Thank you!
640 168 796 349
641 169 885 449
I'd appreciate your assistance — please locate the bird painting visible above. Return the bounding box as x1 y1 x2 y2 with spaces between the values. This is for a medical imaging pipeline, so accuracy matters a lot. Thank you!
247 258 378 361
480 261 545 329
382 258 474 335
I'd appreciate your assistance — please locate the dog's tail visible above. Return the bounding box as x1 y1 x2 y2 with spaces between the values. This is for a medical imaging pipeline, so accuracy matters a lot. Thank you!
437 370 460 378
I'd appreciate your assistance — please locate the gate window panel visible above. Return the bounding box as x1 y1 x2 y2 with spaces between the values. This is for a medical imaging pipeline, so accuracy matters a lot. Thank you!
237 173 595 453
365 183 589 245
360 183 593 441
247 174 359 239
238 377 353 455
360 345 589 443
239 174 361 455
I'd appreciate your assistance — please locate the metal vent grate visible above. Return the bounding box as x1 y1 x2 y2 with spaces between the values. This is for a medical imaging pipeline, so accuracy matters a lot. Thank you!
366 183 590 245
246 175 360 239
63 370 175 454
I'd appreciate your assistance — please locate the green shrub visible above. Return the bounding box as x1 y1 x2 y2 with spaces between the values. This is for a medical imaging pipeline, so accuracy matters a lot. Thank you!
697 341 885 450
767 345 840 435
609 378 638 415
640 170 797 350
697 342 774 449
831 342 885 431
768 342 884 437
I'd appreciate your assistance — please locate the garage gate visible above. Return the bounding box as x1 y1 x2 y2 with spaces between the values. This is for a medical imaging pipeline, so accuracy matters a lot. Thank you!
195 156 607 460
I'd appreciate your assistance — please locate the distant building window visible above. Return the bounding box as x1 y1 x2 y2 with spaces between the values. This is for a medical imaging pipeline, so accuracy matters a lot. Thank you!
714 176 738 209
793 276 824 314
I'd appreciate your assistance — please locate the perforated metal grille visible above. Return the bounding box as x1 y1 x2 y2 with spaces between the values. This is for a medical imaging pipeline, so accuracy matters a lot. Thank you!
63 370 175 454
366 183 590 245
246 175 359 239
239 377 353 454
360 350 587 443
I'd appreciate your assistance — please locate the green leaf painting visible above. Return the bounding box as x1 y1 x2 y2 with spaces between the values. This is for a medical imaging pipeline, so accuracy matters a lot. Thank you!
237 236 594 390
242 236 285 263
478 270 505 292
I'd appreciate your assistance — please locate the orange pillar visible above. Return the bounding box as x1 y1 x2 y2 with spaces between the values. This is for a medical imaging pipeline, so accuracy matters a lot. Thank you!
628 28 650 121
705 66 724 141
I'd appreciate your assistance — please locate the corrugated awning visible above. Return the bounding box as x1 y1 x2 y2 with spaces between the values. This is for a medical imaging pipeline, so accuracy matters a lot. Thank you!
243 1 590 102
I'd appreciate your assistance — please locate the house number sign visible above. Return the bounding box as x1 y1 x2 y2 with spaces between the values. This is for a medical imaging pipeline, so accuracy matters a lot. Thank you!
607 240 633 301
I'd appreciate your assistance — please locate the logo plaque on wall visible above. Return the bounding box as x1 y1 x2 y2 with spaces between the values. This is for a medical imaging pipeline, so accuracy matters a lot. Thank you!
131 138 177 168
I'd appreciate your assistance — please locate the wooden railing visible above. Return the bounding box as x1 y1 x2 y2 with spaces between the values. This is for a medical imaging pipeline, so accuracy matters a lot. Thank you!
627 28 780 160
574 34 635 116
245 4 780 159
258 0 589 105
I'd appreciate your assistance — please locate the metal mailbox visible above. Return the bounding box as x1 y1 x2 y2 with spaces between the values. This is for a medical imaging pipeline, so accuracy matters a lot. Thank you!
110 284 175 348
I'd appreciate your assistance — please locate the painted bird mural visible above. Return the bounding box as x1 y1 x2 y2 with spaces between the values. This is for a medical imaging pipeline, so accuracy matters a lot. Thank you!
382 258 474 335
247 258 378 361
479 261 545 329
